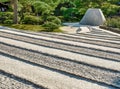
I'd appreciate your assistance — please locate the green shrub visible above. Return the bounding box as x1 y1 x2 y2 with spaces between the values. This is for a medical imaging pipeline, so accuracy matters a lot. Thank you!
4 20 13 24
42 22 60 31
102 3 120 16
42 16 61 31
4 12 13 19
38 17 44 24
22 15 43 25
58 16 64 22
0 12 13 24
105 17 120 29
47 16 61 25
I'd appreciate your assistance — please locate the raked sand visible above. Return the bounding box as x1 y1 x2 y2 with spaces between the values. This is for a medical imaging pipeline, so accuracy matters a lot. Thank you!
0 36 120 72
1 29 120 53
0 55 114 89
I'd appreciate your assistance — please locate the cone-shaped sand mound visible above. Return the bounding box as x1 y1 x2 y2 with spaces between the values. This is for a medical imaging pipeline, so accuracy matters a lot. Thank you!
80 8 106 26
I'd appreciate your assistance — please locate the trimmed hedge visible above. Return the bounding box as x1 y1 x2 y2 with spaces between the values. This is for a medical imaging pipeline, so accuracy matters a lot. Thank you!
3 20 13 24
105 17 120 29
46 16 61 25
22 15 43 25
0 12 13 24
42 22 60 31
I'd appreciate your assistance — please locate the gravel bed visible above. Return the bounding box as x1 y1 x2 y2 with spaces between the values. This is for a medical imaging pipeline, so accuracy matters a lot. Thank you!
40 32 120 43
11 26 120 37
84 31 117 36
75 33 120 41
40 32 120 44
33 30 120 40
23 32 120 48
0 70 46 89
88 28 118 36
0 31 120 62
1 29 120 48
90 29 105 32
87 32 117 36
0 43 120 88
1 55 115 89
2 26 120 40
99 26 120 34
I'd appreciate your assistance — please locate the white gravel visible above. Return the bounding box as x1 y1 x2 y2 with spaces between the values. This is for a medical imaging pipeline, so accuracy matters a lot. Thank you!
52 33 120 44
0 72 41 89
83 32 117 37
0 55 115 89
60 26 91 33
0 29 120 53
60 26 78 33
61 23 120 36
92 27 120 37
1 37 120 72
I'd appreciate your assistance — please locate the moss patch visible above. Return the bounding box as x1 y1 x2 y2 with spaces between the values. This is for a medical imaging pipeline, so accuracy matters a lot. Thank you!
0 24 63 32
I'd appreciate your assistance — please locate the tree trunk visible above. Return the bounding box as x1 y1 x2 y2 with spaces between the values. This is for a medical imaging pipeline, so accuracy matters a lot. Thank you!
13 0 18 24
